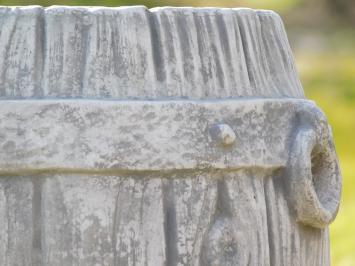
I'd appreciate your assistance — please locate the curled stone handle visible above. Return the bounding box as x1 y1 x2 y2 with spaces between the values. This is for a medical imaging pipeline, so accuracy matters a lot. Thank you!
287 126 341 228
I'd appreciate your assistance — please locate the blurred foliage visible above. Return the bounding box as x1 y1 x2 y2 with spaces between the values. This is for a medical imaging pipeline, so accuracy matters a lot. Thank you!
0 0 353 265
326 0 355 23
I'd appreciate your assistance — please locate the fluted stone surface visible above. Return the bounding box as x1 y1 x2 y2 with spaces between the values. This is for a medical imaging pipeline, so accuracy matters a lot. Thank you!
0 6 340 266
0 6 303 99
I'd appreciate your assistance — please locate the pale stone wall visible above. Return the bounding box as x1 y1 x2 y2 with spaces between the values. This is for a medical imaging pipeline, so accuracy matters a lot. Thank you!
0 6 340 266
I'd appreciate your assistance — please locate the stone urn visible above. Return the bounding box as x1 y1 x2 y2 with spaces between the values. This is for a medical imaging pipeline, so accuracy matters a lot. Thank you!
0 6 341 266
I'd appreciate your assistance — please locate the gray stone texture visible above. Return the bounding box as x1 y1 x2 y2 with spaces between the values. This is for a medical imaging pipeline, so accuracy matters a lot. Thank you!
0 6 341 266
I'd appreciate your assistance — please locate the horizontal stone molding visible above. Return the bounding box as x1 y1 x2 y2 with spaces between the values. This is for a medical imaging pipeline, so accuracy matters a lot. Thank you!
0 98 329 173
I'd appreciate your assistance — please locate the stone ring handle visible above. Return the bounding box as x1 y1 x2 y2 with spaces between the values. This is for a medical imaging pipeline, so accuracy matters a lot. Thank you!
287 122 341 229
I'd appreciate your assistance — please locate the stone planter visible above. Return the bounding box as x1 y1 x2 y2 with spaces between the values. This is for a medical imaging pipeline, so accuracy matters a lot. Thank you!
0 6 341 266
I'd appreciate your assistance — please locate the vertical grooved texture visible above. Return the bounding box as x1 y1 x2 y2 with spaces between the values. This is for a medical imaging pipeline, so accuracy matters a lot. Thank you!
0 6 332 266
0 6 304 99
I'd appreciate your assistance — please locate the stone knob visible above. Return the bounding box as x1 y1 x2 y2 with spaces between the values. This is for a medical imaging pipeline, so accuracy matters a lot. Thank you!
210 123 236 146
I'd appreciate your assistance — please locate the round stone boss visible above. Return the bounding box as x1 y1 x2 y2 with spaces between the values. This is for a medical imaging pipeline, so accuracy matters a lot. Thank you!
0 6 340 266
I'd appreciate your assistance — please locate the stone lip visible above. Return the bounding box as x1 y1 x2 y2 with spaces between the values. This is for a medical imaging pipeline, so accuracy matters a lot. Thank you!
0 98 323 172
0 6 303 99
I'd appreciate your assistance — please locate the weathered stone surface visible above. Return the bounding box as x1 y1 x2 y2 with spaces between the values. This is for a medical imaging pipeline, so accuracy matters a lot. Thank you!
0 6 341 266
0 98 329 171
0 6 303 99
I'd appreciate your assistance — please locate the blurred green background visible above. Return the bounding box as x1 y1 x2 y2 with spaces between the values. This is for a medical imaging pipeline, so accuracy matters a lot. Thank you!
1 0 354 265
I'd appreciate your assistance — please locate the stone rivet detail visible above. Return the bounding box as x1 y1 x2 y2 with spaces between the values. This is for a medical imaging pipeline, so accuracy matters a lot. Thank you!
210 123 237 146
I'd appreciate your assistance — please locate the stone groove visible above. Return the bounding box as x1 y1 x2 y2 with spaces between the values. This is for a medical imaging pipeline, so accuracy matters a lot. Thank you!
0 6 304 99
